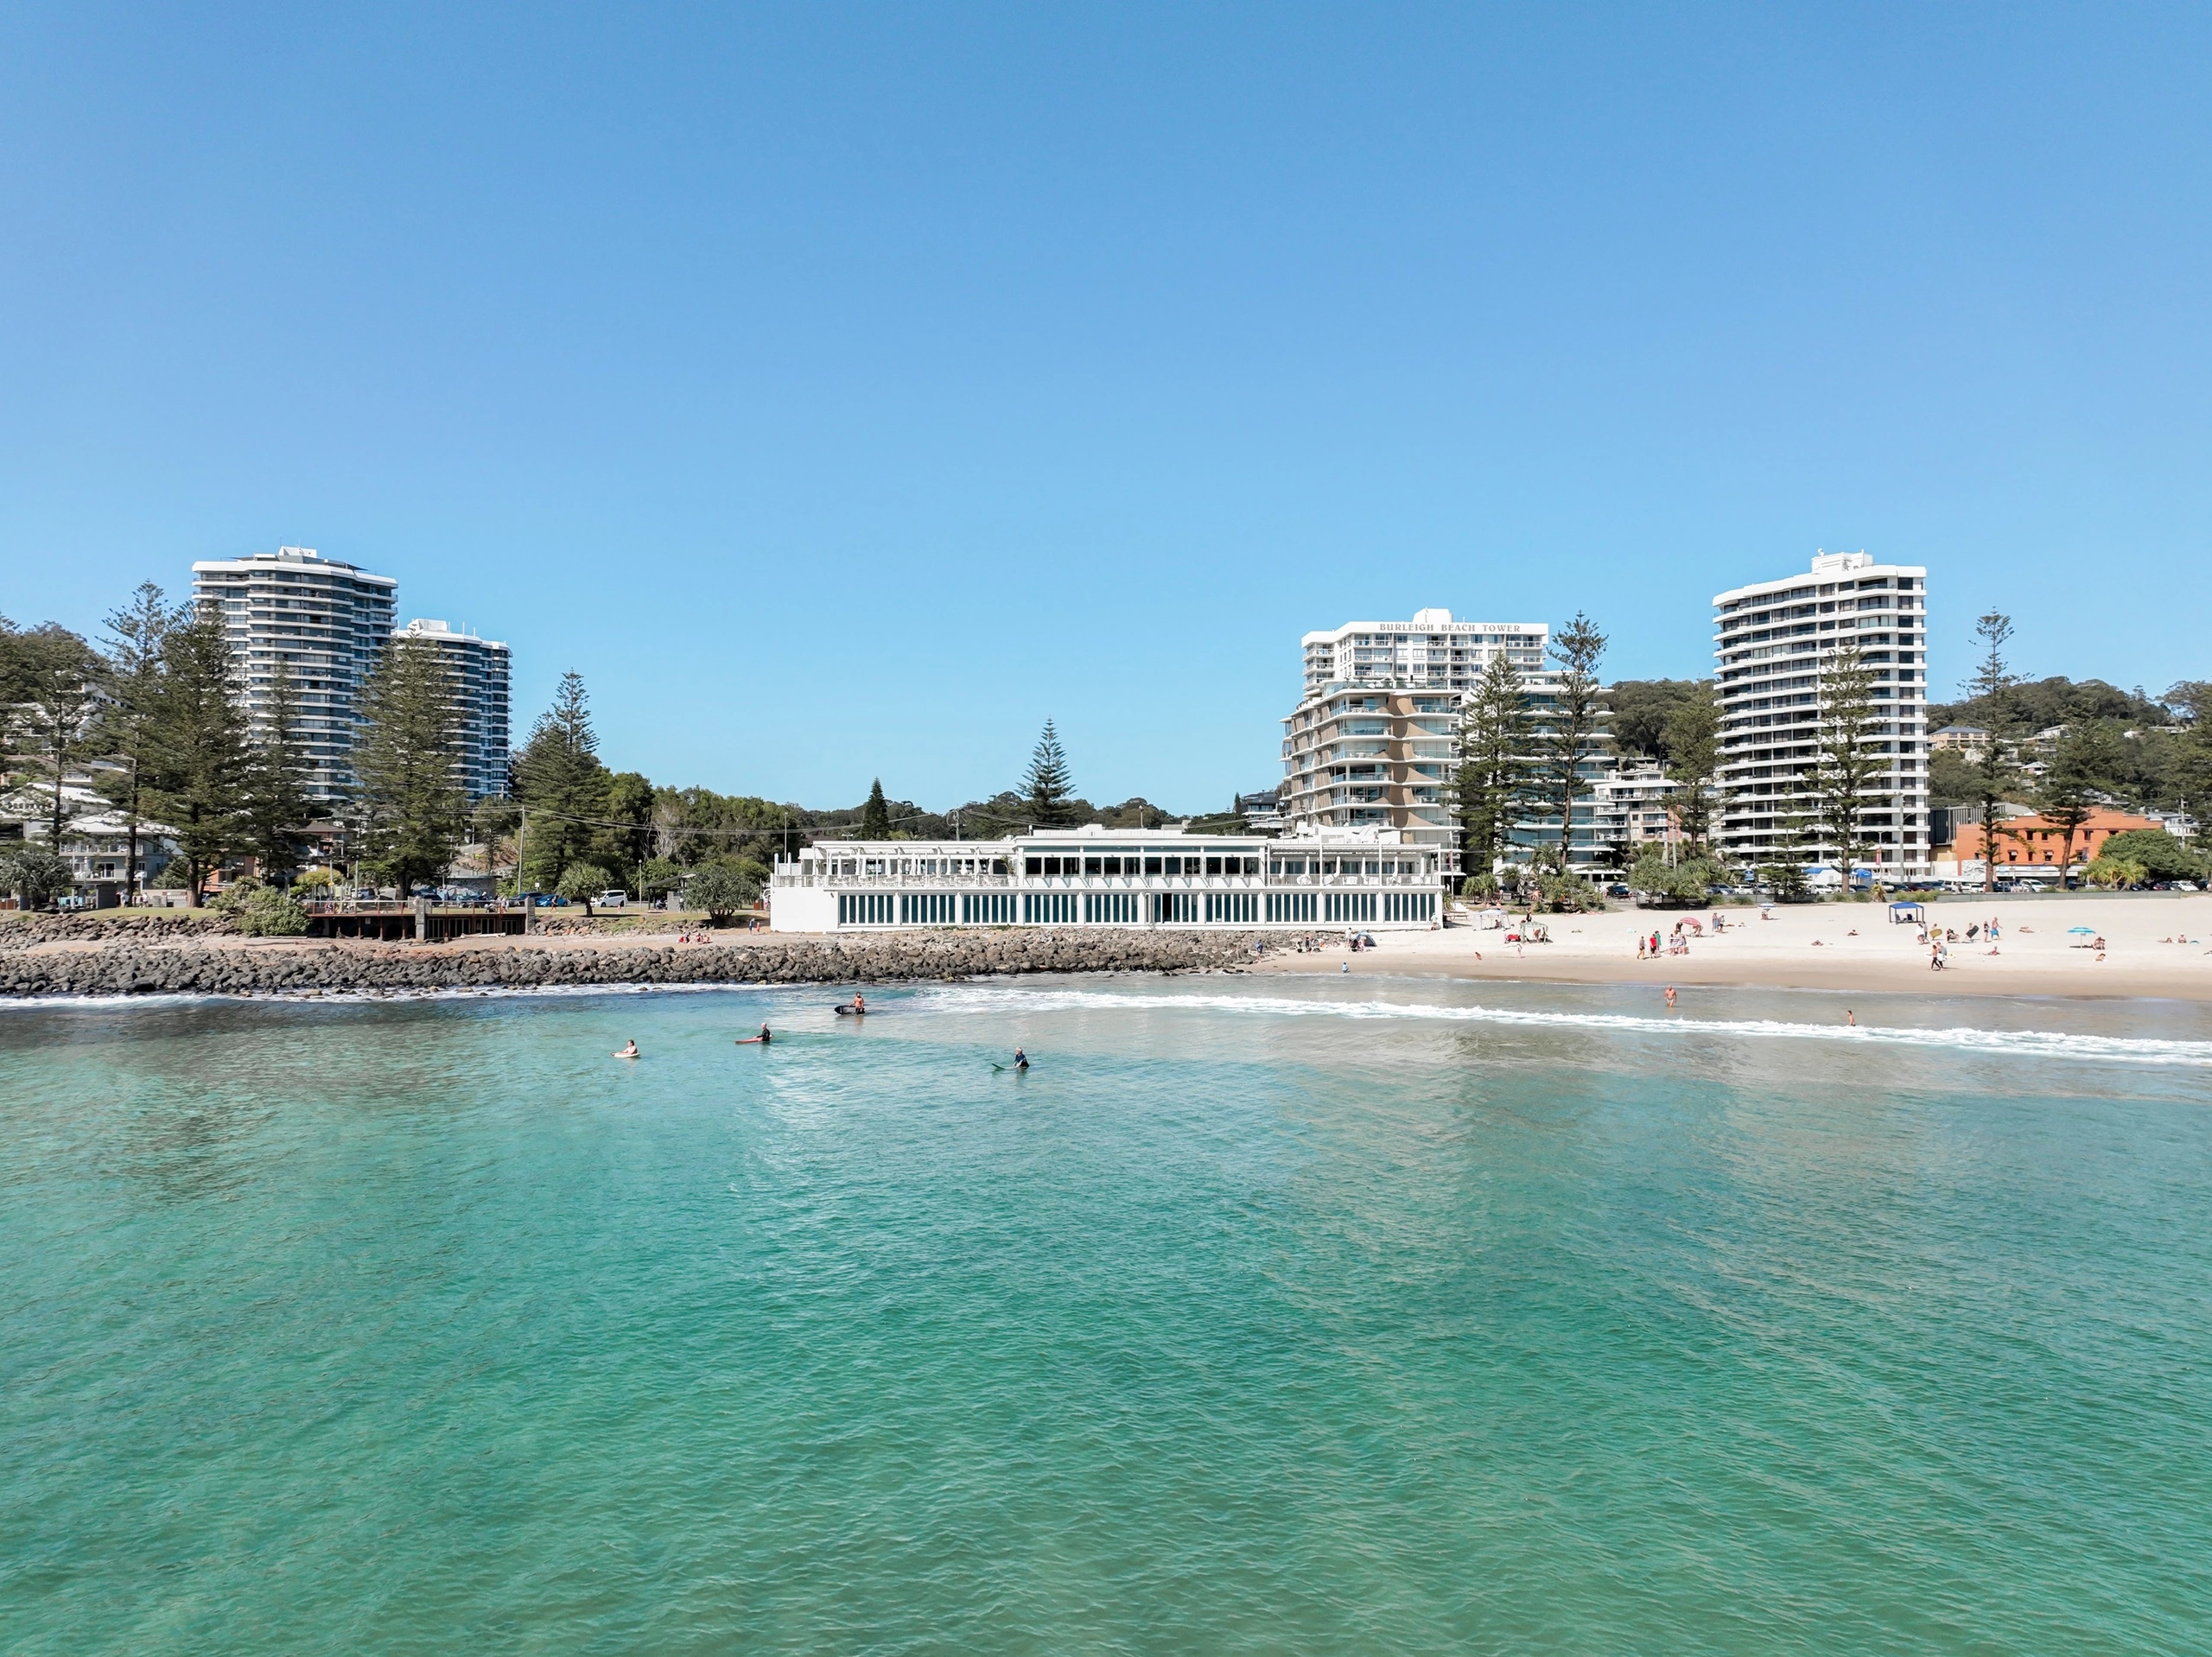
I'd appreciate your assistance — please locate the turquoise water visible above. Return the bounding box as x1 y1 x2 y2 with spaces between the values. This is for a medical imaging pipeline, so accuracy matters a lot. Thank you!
3 975 2210 1653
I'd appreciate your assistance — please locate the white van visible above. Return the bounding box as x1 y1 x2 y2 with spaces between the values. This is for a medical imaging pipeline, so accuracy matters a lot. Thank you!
597 889 627 909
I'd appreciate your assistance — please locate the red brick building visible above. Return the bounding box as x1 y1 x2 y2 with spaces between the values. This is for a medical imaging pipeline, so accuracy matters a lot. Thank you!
1948 808 2161 874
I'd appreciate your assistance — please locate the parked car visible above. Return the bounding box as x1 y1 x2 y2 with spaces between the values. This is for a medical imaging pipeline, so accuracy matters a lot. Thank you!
597 889 627 909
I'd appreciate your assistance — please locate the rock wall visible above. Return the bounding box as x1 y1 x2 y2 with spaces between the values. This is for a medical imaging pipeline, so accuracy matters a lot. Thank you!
0 911 238 949
0 928 1299 998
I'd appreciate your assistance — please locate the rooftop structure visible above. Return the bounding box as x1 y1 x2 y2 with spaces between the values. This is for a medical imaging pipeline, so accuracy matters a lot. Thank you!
1712 550 1930 878
1299 609 1548 700
0 778 175 890
396 619 512 803
771 824 1441 931
191 547 398 803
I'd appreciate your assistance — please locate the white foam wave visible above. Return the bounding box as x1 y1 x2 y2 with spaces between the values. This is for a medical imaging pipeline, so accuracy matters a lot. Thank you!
914 984 2212 1070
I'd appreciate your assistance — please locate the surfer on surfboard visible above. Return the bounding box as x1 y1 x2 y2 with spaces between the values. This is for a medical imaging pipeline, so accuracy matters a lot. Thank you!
737 1024 772 1045
835 993 867 1016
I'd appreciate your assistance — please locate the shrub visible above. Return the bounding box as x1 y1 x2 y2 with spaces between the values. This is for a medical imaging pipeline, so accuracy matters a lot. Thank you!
234 885 310 936
210 877 264 914
685 861 757 925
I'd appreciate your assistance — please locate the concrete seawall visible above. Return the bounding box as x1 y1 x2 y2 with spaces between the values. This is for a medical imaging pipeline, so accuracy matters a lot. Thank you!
0 926 1297 998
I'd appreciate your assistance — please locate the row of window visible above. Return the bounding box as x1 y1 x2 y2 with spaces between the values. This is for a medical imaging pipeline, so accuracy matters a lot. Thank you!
1027 854 1262 877
832 889 1440 927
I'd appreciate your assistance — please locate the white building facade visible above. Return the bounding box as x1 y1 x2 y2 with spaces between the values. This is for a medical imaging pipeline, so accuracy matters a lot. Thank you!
397 619 512 803
191 547 398 804
1299 609 1548 700
1281 609 1550 878
772 825 1442 932
0 778 174 891
1712 550 1931 879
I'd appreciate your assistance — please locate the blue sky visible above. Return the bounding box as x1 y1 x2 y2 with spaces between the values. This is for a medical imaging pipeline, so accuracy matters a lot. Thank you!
3 5 2207 811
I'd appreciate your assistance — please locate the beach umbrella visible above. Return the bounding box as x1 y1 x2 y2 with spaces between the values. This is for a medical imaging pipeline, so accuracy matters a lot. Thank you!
2068 925 2096 936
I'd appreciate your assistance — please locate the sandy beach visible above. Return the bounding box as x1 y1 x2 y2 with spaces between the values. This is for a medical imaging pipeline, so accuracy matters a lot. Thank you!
1259 895 2212 1001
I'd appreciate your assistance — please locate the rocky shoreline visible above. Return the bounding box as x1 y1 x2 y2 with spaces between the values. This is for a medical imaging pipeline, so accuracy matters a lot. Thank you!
0 922 1294 999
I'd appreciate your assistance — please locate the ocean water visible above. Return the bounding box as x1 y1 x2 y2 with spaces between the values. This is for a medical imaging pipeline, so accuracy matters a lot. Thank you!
3 974 2209 1654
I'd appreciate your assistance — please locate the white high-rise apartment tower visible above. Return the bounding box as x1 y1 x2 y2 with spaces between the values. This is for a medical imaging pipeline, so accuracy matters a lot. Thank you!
1711 551 1930 879
1281 608 1551 877
395 619 513 803
191 547 398 804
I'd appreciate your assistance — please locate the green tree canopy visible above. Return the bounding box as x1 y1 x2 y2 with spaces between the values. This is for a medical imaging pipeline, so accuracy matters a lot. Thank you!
513 670 612 890
2094 828 2202 881
1964 613 2021 892
1808 645 1884 875
0 846 73 909
555 860 615 903
238 661 318 886
1022 720 1077 827
94 582 188 893
1535 613 1608 867
1452 651 1532 879
1606 679 1707 763
1661 686 1721 848
861 778 891 838
139 605 251 905
7 623 104 849
683 860 757 924
353 636 467 895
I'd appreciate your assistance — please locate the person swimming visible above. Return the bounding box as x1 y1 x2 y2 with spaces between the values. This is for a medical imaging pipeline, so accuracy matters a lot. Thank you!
614 1040 639 1058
